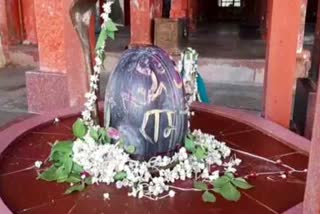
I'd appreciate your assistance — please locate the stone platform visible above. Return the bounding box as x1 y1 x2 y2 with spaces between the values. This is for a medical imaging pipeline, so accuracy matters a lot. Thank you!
0 103 309 213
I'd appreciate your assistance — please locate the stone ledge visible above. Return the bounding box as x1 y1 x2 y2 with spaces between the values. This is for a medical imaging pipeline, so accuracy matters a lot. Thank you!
26 71 69 113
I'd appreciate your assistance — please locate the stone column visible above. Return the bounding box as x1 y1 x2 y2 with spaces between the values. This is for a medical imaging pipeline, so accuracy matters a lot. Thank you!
130 0 162 45
26 0 95 113
263 0 301 127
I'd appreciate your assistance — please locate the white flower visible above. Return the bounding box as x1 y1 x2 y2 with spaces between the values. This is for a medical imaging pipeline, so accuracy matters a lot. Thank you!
53 118 60 124
102 1 113 14
34 161 43 168
103 193 110 200
169 190 176 198
90 74 99 83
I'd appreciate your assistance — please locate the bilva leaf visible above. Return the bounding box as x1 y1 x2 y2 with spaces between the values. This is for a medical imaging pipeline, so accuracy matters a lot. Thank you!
96 29 108 50
194 147 206 160
114 171 127 181
194 181 208 191
124 145 136 154
72 119 87 138
185 137 196 152
90 129 99 141
64 183 85 195
231 178 254 190
213 175 231 188
51 141 73 154
72 163 84 175
107 31 115 40
225 172 234 179
106 20 118 32
38 166 58 181
202 191 216 203
216 182 241 202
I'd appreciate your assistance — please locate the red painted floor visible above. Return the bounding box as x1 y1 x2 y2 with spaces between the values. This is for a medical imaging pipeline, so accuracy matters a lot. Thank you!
0 108 308 213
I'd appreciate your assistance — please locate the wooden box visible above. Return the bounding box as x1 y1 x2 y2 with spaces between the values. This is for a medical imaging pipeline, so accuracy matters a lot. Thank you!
154 18 188 55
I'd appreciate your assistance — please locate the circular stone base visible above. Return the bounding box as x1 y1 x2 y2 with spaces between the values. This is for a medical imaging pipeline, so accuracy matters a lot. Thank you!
0 103 308 213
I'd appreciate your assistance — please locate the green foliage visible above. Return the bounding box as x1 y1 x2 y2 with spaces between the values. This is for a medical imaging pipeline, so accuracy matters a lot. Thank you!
231 178 254 190
194 147 207 161
184 136 208 161
96 20 118 51
72 119 87 138
90 128 111 144
215 182 241 202
65 183 85 195
194 181 208 191
114 171 127 181
38 140 90 195
196 172 253 203
202 191 216 203
124 145 136 154
185 137 196 152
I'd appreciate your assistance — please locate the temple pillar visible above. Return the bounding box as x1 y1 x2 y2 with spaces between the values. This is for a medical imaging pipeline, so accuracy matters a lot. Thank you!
26 0 95 113
130 0 162 46
263 0 301 127
188 0 198 32
170 0 188 19
21 0 38 44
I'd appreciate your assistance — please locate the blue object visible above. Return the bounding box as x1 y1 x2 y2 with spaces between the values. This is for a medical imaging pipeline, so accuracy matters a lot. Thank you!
197 73 210 103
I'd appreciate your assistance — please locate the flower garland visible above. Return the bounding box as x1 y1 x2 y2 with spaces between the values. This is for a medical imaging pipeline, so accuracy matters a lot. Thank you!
82 0 117 126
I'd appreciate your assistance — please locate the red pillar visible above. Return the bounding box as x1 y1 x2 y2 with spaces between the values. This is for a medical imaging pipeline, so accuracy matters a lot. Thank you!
0 0 22 60
188 0 198 32
303 72 320 213
170 0 188 19
263 0 301 127
26 0 95 113
130 0 162 46
21 0 38 44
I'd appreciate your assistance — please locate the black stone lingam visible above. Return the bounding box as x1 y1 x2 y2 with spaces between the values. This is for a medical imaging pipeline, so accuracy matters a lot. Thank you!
105 46 188 160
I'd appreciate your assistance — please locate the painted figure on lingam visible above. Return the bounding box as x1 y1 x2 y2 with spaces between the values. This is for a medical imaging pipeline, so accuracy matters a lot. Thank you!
104 46 188 160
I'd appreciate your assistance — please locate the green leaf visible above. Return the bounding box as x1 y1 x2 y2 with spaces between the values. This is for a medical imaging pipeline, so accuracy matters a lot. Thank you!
194 181 208 191
90 129 99 141
64 175 81 183
124 145 136 154
231 178 254 190
216 182 241 202
38 166 58 181
85 177 93 185
98 128 111 144
225 172 235 179
72 119 87 138
55 166 69 181
185 137 196 152
50 141 73 166
194 147 207 160
72 163 84 175
64 183 85 195
114 171 127 181
213 175 231 188
106 31 115 40
202 191 216 203
106 20 118 32
96 29 108 50
63 157 73 176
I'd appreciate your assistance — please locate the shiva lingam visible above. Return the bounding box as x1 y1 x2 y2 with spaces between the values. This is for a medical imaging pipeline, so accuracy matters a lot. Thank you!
70 0 188 160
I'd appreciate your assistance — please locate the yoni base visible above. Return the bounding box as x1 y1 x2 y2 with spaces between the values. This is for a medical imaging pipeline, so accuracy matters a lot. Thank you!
26 71 70 113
